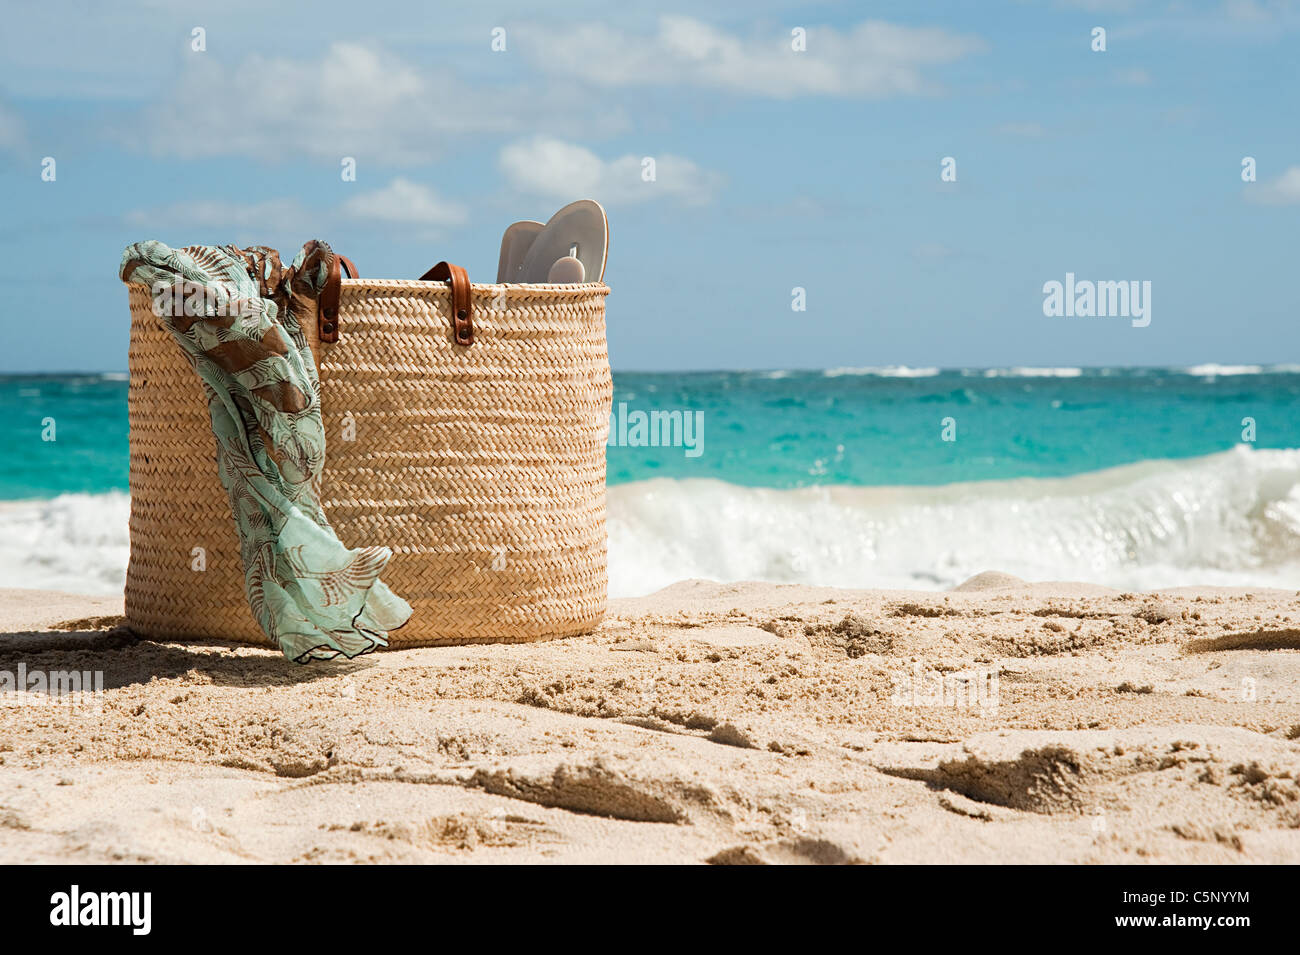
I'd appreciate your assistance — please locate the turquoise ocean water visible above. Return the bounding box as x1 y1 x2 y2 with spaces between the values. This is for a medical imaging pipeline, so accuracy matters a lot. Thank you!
3 366 1299 596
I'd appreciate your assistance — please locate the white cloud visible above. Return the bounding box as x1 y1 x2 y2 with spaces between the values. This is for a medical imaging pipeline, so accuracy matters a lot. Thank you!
912 242 956 261
137 43 525 164
1224 0 1299 22
0 99 27 154
125 198 311 231
121 197 320 251
499 137 722 206
340 178 466 226
1051 0 1143 10
996 121 1047 138
520 16 985 98
1114 67 1152 86
125 178 466 237
1247 165 1300 205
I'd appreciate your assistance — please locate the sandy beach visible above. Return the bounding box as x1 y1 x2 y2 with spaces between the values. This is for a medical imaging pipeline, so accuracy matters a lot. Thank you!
1 575 1298 864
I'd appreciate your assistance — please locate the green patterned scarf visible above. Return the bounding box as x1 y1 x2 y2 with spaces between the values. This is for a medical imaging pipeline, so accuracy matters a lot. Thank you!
120 240 411 662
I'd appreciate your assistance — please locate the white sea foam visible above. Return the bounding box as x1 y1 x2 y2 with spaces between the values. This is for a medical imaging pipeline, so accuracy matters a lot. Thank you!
606 446 1300 596
1183 364 1263 378
981 367 1084 378
0 492 130 595
822 366 941 378
1179 363 1300 377
6 448 1300 600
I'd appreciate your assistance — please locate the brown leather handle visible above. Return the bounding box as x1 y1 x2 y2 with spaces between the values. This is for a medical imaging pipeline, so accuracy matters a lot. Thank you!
317 254 472 347
420 261 473 346
317 253 357 343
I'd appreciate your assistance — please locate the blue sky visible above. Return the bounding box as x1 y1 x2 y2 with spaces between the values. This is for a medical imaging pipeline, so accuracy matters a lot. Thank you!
0 0 1297 372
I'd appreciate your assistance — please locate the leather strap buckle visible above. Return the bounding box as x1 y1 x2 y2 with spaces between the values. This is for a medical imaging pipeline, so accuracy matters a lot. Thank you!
420 261 473 346
318 253 357 343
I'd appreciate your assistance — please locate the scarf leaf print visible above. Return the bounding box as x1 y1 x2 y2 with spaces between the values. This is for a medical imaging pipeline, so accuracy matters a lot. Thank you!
120 239 411 662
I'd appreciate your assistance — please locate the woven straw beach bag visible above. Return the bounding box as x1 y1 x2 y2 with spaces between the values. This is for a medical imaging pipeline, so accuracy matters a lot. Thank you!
124 255 612 647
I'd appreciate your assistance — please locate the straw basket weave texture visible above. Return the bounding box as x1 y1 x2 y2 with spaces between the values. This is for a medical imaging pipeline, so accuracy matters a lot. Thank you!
124 277 612 647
